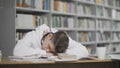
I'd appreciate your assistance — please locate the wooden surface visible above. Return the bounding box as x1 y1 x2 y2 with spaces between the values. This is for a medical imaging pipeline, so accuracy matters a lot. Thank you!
0 59 117 68
0 59 112 65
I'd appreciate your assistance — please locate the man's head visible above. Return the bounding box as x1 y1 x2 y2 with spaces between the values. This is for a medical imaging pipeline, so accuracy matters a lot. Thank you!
53 31 69 53
41 31 69 55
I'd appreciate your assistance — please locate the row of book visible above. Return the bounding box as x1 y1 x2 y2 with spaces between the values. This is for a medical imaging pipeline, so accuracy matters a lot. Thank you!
77 3 120 19
16 32 27 42
77 19 111 30
52 16 74 28
96 20 111 30
78 32 111 42
83 4 95 16
96 6 104 17
116 10 120 19
78 32 119 43
95 0 116 6
77 4 113 18
77 18 95 29
53 0 75 13
16 14 115 30
16 0 120 19
78 0 119 7
104 8 112 18
78 0 95 3
78 32 120 43
104 0 116 6
112 32 120 41
96 32 111 41
77 3 95 16
78 32 96 42
112 21 120 29
16 0 120 11
16 0 50 10
96 7 117 18
116 0 120 7
16 14 49 29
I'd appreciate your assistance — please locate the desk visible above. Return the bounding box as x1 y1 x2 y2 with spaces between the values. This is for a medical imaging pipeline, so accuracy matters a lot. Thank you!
0 59 117 68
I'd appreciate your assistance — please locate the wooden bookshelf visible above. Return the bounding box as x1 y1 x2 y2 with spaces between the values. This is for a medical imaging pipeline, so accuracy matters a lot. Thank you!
1 0 120 57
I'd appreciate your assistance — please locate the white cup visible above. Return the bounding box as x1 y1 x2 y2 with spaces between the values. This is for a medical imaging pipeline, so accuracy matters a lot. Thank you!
96 46 106 60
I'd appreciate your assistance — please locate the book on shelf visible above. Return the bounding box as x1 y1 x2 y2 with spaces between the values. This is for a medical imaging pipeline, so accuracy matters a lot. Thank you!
87 19 95 29
112 21 120 29
84 5 91 15
34 0 43 10
81 0 95 3
54 0 75 13
104 8 112 18
112 32 120 41
96 20 111 30
43 0 50 10
16 14 35 29
77 19 86 29
102 32 110 41
63 1 67 13
81 32 87 42
95 0 104 5
52 16 74 28
104 0 116 6
78 32 96 42
77 18 95 29
116 10 120 19
64 17 68 28
77 3 84 15
16 32 27 42
81 4 96 16
116 0 120 7
16 0 34 8
112 9 116 19
96 32 111 42
52 16 62 28
16 0 50 10
16 14 49 29
96 6 104 17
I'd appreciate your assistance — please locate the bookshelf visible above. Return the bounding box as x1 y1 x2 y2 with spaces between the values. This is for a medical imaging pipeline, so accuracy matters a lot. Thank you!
1 0 120 57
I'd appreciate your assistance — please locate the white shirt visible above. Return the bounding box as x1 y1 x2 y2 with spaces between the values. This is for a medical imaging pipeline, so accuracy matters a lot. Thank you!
13 24 89 59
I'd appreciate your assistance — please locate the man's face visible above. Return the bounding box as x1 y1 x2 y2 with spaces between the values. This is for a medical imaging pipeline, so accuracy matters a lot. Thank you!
42 33 55 53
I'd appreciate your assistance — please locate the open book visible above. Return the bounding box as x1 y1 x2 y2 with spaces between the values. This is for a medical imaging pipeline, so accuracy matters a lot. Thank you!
108 54 120 60
8 55 78 62
8 55 97 62
55 55 78 62
8 56 51 63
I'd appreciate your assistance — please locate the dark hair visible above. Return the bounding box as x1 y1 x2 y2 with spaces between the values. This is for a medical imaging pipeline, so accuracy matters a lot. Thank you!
53 31 69 53
41 31 69 53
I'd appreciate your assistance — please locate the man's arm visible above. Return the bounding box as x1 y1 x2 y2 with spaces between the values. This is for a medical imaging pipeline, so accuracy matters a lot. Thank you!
66 37 89 59
13 24 51 57
13 31 47 57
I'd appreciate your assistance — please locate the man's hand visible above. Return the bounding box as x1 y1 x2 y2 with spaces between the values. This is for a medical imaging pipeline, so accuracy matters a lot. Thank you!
46 53 54 56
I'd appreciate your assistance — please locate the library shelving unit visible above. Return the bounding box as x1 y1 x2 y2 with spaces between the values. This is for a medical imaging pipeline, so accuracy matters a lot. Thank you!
0 0 120 57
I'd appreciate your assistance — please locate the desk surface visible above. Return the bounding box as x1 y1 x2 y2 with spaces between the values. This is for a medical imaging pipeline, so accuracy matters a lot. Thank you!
0 59 112 65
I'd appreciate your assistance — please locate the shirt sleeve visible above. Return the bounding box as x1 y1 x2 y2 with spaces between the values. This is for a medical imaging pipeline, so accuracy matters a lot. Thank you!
66 37 89 59
13 31 47 57
13 24 51 57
